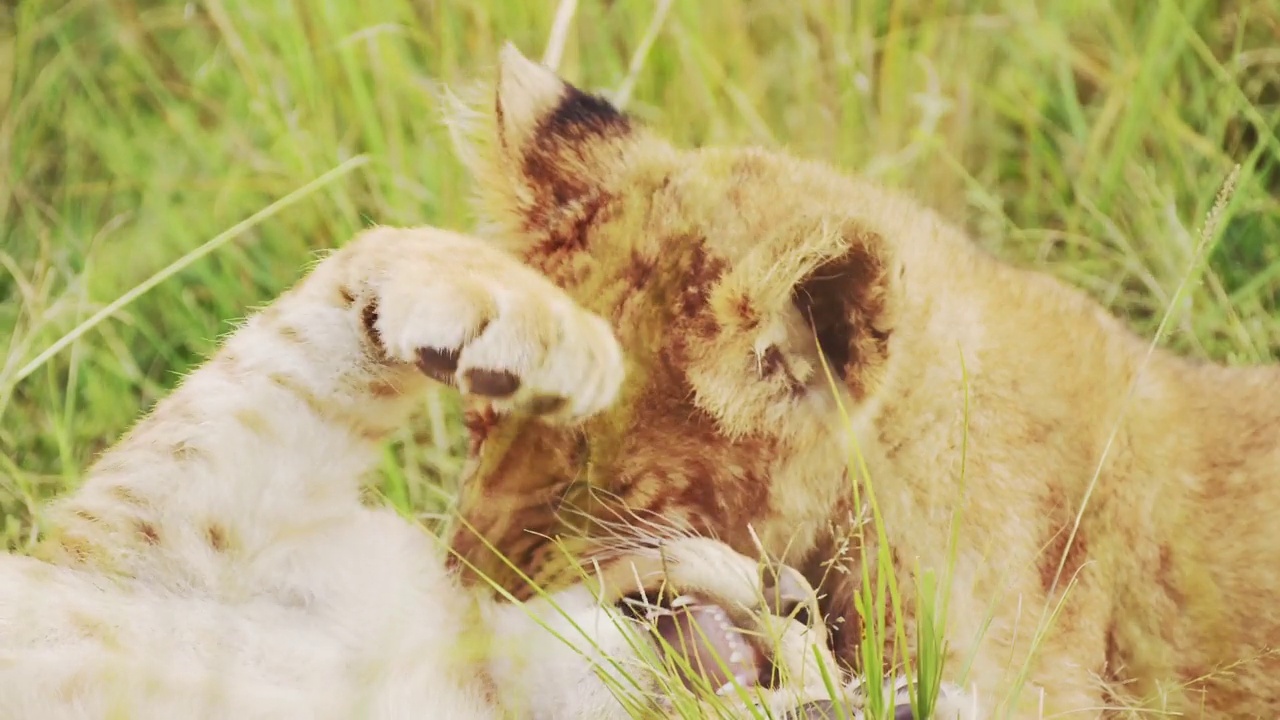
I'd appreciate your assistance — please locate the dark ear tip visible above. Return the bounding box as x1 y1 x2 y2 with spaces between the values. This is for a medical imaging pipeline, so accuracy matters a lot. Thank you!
539 83 631 142
494 42 632 207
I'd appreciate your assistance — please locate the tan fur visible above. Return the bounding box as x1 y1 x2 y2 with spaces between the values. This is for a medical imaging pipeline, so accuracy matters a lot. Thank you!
2 226 843 719
448 46 1280 719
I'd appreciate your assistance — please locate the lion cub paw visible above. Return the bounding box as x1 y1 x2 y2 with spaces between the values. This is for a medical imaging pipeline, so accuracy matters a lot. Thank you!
346 226 625 422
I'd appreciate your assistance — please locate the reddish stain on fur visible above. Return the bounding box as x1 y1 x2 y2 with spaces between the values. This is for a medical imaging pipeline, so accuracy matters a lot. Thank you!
135 520 161 545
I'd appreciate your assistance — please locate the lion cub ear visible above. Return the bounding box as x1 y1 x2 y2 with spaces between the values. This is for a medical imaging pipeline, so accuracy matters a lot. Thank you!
702 214 902 423
492 43 636 213
787 220 901 402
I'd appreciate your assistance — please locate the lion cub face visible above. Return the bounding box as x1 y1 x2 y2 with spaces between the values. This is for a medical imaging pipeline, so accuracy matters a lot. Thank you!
450 46 899 596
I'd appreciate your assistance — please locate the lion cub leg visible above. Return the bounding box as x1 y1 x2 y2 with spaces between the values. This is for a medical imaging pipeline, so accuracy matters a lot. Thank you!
35 226 624 602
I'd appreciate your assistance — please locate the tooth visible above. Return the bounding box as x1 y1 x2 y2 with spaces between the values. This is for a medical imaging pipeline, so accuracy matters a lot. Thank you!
729 651 743 663
670 595 696 608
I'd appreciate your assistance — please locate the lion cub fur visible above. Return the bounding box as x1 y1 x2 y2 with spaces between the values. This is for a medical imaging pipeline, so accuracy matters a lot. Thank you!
448 45 1280 719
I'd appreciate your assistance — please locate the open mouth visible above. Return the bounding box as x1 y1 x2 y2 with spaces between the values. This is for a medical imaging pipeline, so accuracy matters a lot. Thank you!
616 593 920 720
618 592 774 696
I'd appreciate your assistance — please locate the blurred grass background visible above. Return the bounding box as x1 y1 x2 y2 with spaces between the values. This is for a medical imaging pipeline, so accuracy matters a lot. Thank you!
2 0 1278 548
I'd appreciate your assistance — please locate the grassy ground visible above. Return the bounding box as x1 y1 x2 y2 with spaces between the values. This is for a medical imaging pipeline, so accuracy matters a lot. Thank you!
3 0 1279 607
2 0 1279 716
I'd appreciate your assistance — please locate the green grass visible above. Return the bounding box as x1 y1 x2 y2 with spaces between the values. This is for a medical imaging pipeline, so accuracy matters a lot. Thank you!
2 0 1279 715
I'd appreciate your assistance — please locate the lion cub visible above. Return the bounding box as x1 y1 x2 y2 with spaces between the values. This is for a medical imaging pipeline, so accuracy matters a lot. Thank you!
0 227 837 719
448 45 1280 719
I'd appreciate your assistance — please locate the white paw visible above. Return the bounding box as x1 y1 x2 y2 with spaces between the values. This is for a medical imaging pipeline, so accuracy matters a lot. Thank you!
363 229 625 422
